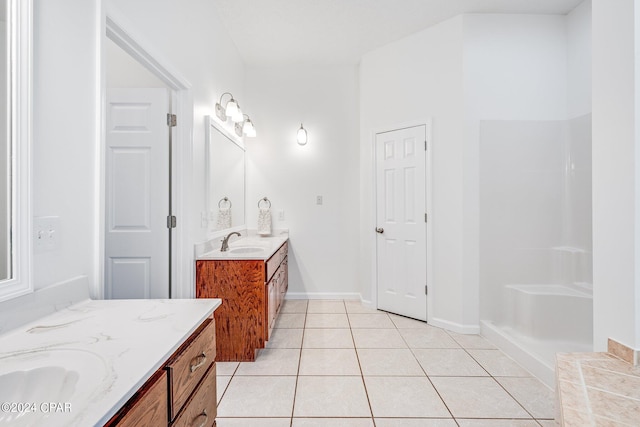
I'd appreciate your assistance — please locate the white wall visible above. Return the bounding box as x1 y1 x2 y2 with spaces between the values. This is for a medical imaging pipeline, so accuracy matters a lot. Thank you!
592 0 640 351
359 16 466 325
31 0 245 296
32 0 99 290
245 66 360 298
567 0 592 119
105 37 165 88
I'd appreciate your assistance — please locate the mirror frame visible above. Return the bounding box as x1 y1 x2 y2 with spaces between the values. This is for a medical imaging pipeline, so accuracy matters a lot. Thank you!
204 115 246 236
0 0 31 302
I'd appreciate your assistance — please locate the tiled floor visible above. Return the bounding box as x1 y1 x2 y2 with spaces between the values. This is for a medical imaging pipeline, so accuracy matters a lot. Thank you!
215 300 556 427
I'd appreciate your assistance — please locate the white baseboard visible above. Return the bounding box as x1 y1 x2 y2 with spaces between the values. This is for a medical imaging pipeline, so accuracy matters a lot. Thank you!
429 317 480 334
285 292 361 300
481 320 555 388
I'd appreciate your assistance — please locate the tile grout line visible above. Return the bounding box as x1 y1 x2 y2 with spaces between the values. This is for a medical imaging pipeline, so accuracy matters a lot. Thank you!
461 344 543 421
345 300 377 426
288 300 308 426
395 315 460 425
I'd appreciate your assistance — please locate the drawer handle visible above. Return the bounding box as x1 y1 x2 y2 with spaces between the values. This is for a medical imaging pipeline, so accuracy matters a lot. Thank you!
189 352 207 373
193 409 208 427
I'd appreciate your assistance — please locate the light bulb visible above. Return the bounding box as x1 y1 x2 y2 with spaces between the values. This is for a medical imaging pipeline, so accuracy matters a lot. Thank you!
225 98 239 118
297 124 308 145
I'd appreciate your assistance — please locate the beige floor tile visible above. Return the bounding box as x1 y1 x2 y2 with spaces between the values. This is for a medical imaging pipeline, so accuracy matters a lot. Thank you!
302 328 354 348
447 331 496 349
293 376 371 417
281 299 308 313
352 328 407 348
235 348 300 376
216 375 232 404
348 313 395 328
216 419 291 427
357 348 424 376
292 418 374 427
364 376 450 418
398 328 461 349
388 313 431 328
456 420 539 427
497 377 555 419
535 420 558 426
345 301 381 314
374 419 457 427
305 313 350 328
299 348 361 375
266 328 304 348
275 313 306 328
217 376 296 417
431 377 531 419
307 300 346 313
468 349 531 377
412 349 488 376
216 361 239 375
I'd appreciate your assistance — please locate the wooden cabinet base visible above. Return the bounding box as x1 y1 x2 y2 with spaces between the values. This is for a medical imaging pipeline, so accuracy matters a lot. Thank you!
196 241 288 362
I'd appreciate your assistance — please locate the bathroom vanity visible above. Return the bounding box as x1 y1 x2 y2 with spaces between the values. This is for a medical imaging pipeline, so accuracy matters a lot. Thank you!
196 232 289 361
0 295 221 427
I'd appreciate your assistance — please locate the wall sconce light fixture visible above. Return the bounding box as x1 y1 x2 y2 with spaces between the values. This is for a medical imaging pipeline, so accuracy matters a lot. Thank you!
215 92 244 123
235 114 257 138
296 123 308 145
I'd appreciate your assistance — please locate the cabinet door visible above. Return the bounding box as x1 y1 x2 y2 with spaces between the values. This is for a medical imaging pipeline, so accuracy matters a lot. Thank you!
268 278 277 335
111 370 168 427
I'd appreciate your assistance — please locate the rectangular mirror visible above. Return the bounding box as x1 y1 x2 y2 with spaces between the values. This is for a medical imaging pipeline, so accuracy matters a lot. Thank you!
205 115 245 233
0 0 31 302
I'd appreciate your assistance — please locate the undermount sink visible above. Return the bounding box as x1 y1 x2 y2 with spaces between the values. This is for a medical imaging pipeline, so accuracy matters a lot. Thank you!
0 349 110 426
229 246 266 254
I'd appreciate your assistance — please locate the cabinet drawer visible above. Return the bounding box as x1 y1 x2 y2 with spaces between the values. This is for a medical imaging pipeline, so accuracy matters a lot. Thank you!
172 364 217 427
266 241 288 282
111 370 168 427
167 318 216 421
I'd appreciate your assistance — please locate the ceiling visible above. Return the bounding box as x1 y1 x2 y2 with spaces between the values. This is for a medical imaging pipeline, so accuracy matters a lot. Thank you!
211 0 585 66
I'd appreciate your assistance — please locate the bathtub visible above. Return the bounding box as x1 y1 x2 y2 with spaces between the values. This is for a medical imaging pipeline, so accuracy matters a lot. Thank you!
504 284 592 345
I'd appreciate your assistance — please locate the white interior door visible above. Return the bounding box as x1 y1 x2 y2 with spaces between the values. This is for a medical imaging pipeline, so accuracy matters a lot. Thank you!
105 88 170 299
376 125 427 321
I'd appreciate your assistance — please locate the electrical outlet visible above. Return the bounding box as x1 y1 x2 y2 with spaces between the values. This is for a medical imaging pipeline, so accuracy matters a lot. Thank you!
316 195 323 205
278 210 285 221
34 216 59 253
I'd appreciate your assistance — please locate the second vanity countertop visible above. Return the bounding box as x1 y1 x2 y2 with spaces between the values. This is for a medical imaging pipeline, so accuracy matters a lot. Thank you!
0 298 221 427
197 230 289 261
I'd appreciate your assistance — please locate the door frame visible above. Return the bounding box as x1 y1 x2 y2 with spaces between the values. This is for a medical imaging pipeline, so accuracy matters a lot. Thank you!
370 119 434 322
95 5 193 299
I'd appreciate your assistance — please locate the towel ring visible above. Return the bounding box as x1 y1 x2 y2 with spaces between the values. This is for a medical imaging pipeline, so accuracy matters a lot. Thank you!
218 197 232 208
258 197 271 209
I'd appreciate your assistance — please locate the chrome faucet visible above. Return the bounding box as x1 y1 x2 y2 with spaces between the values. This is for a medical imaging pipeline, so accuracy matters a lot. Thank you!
220 231 241 252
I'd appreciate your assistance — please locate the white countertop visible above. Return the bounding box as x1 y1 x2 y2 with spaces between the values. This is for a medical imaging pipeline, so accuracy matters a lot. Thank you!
0 298 221 426
197 230 289 261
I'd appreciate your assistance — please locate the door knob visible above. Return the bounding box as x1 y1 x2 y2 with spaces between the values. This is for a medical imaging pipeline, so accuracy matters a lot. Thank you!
375 227 384 234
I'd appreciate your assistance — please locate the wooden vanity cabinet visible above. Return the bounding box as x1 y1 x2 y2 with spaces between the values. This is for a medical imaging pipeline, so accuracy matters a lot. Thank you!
196 240 288 362
106 317 217 427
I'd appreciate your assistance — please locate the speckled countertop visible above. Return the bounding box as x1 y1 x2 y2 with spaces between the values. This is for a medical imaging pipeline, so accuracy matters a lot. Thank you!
0 298 221 426
196 229 289 261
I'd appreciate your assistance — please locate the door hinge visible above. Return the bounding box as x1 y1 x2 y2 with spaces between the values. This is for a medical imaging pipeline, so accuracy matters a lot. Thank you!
424 140 427 151
425 213 428 223
167 113 177 127
167 215 177 229
425 285 428 295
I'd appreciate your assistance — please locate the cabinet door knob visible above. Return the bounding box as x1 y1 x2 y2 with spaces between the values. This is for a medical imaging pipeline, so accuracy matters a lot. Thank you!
375 227 384 234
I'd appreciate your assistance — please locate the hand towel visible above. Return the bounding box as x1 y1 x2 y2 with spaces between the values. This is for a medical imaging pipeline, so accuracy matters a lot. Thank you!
257 208 272 236
216 206 232 230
